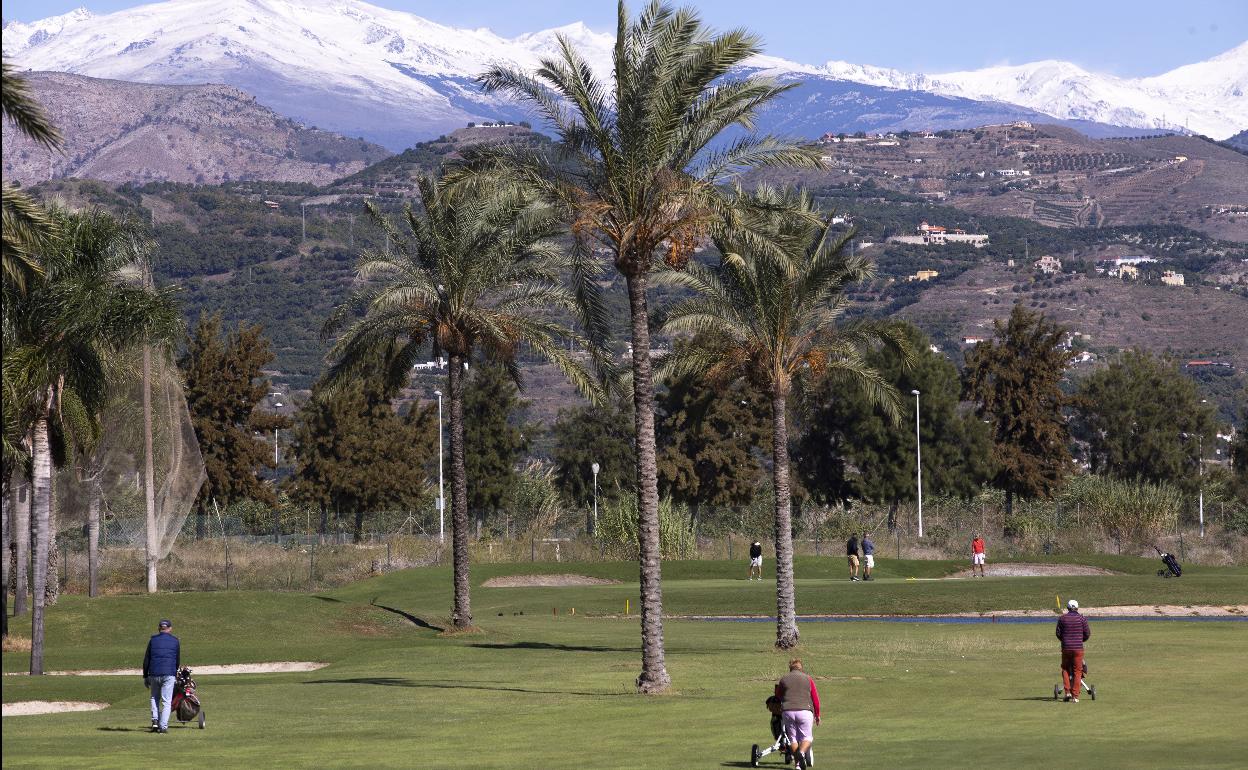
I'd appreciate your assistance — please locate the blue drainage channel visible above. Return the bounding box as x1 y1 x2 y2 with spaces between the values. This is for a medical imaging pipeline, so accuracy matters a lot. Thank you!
689 615 1248 624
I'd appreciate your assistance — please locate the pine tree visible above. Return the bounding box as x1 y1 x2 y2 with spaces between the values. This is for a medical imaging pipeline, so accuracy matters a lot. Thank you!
796 323 992 519
180 313 287 523
656 370 768 531
1074 350 1218 491
551 402 636 511
963 305 1071 521
462 360 528 525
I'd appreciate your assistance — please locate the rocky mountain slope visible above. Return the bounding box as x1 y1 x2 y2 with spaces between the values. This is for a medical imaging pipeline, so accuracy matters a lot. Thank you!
4 1 1243 151
1 71 391 185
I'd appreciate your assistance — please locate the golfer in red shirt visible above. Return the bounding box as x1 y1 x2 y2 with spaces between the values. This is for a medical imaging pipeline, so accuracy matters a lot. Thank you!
971 534 986 577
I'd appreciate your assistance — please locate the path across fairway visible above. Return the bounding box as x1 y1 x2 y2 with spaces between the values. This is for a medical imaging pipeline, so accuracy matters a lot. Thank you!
687 614 1248 624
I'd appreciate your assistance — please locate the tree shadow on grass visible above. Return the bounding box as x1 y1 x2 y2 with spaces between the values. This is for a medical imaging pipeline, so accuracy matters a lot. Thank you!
302 677 629 697
1001 696 1063 701
368 599 444 632
96 727 147 732
311 595 343 603
468 641 634 653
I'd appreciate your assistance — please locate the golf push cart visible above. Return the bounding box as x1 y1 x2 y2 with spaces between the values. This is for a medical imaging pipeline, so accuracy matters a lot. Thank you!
750 696 813 767
1154 546 1182 578
1052 660 1096 701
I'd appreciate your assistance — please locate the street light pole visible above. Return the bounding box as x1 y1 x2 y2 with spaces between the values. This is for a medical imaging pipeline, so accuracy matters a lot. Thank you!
913 389 923 538
1198 434 1204 538
591 462 600 536
434 390 445 543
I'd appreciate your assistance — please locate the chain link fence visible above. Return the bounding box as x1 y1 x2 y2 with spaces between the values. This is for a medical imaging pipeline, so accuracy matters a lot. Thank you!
33 487 1245 596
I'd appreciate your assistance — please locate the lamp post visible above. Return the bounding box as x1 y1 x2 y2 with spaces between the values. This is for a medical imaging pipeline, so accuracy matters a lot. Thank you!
912 389 923 538
590 462 600 537
434 390 445 543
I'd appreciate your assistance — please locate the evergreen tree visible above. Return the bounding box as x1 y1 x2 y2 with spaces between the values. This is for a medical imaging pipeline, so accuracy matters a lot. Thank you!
288 358 435 542
656 369 768 529
180 313 287 524
963 305 1071 519
462 360 528 522
1074 350 1217 491
551 402 636 509
795 323 991 520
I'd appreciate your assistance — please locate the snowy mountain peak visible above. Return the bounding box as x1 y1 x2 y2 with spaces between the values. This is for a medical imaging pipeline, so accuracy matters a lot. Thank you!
3 0 1244 142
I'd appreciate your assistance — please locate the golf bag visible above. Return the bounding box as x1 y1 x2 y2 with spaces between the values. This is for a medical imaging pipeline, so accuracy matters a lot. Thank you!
1154 546 1182 578
172 667 205 727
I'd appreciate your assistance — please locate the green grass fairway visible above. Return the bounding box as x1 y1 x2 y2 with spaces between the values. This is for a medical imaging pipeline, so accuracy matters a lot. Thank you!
4 556 1246 768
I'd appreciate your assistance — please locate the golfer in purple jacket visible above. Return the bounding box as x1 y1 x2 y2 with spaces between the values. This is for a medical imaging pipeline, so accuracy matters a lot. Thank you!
1056 600 1091 702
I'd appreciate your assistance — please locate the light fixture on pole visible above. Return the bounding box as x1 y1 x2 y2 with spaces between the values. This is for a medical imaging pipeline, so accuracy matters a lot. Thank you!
912 389 923 538
434 389 445 544
591 462 600 536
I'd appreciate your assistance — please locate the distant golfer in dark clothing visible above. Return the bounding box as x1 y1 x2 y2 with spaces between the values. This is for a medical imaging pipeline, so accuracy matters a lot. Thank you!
861 533 875 581
749 541 764 581
846 534 860 581
1056 600 1091 702
143 619 180 732
775 658 821 769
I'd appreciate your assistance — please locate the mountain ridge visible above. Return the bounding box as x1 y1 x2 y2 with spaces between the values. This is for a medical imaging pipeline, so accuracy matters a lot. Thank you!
4 0 1243 150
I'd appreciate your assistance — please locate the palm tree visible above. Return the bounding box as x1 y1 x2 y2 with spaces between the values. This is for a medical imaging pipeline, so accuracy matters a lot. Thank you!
3 208 178 673
656 186 909 648
2 59 62 295
463 0 824 692
324 177 604 630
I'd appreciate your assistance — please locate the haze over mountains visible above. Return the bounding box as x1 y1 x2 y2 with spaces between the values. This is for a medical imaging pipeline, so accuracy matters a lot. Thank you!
4 0 1245 151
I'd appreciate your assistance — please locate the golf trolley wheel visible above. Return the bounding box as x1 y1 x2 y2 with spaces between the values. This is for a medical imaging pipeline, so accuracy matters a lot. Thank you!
805 749 814 767
1088 686 1096 701
751 744 761 768
1054 684 1062 701
198 709 206 729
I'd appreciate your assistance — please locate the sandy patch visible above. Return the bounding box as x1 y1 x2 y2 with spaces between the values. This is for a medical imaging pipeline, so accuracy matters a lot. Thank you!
3 701 108 716
949 563 1118 578
483 574 621 588
977 604 1248 618
4 661 327 677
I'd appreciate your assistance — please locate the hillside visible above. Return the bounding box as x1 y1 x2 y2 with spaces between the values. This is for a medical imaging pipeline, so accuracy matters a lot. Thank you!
752 123 1248 242
896 262 1248 373
1 72 391 185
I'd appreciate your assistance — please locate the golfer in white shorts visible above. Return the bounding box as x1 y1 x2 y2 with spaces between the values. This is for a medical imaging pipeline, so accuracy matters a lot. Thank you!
749 541 763 580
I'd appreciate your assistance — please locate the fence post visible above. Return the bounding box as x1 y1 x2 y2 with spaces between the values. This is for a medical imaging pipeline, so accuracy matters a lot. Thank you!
531 538 536 562
815 529 820 557
386 541 392 571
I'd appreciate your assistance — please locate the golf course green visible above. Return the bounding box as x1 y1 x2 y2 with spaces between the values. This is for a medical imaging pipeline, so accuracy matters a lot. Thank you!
3 556 1246 768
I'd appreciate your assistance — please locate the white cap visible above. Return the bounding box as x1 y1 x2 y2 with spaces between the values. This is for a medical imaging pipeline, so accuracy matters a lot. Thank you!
1067 599 1079 610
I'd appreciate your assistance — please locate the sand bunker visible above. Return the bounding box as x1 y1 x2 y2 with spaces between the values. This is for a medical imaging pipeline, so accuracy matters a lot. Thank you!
483 574 621 588
4 661 327 677
950 563 1117 578
3 701 108 716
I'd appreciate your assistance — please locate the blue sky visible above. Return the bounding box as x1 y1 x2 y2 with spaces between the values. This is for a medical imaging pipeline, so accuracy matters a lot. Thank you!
5 0 1246 76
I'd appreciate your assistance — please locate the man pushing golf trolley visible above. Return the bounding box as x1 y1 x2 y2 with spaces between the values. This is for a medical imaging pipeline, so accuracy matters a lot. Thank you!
751 659 819 768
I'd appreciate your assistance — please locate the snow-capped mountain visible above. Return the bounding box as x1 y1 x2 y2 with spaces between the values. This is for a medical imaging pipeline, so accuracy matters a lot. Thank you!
4 0 1244 150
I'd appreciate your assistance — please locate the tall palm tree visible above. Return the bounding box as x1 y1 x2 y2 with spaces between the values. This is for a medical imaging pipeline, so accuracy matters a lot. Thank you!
656 186 909 648
462 0 824 692
324 177 604 630
3 208 179 673
2 59 62 295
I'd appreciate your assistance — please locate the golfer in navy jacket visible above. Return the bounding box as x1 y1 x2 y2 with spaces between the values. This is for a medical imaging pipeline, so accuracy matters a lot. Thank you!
143 619 181 732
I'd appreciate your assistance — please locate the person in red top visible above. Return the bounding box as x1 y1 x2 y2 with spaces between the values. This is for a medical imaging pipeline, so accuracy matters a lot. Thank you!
971 534 986 577
774 659 820 769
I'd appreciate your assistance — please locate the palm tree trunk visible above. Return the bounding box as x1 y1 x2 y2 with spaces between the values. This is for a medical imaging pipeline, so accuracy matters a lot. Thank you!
771 390 799 649
45 483 59 605
625 271 670 693
88 479 101 598
13 474 30 616
2 478 9 638
30 404 53 675
143 344 158 593
447 353 471 629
